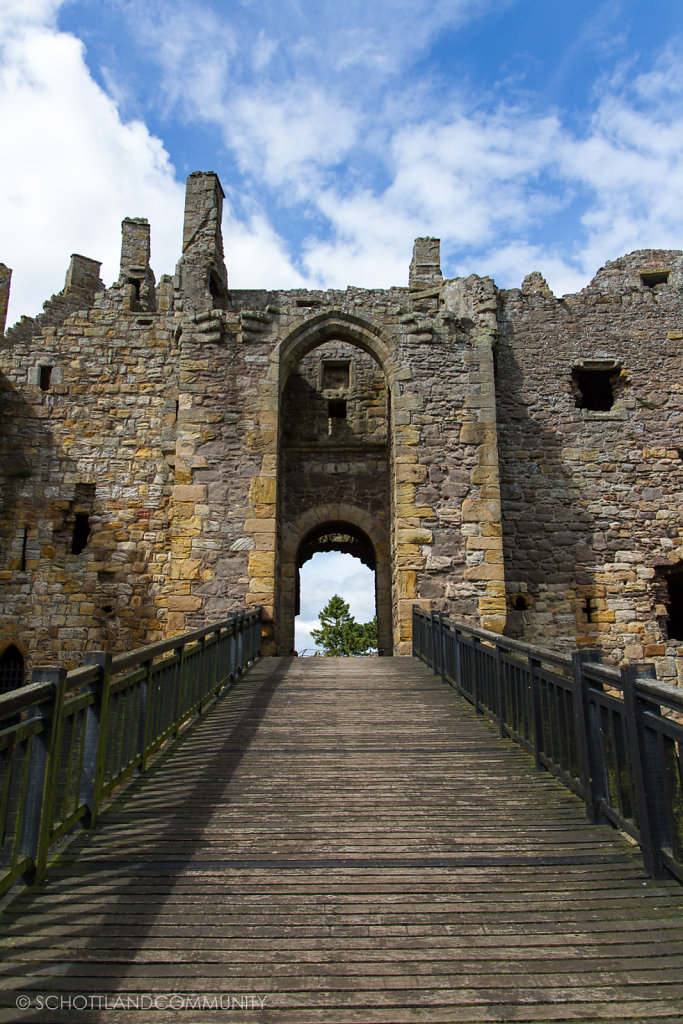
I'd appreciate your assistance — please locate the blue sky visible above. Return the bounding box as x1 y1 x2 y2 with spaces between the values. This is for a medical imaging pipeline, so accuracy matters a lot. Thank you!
2 0 683 646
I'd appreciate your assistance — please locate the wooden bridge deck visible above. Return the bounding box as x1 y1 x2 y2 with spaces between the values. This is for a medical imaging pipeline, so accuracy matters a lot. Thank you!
2 656 683 1023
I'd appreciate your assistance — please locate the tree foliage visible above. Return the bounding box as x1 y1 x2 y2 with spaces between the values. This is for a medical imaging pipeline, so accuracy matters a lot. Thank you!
310 595 378 657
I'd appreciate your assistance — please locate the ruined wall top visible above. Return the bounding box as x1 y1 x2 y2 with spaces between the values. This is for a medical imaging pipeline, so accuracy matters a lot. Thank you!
409 237 443 291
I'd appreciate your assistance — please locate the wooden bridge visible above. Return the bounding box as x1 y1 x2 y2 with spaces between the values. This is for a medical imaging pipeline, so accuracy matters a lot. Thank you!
2 642 683 1022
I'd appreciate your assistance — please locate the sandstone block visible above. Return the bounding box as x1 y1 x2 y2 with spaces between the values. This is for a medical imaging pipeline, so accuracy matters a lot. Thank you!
168 595 203 612
461 498 501 523
463 563 505 582
170 558 202 580
248 477 277 504
173 484 207 502
397 527 433 545
248 551 276 578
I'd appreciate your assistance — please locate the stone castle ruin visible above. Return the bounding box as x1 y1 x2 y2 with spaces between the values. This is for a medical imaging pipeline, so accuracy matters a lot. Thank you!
0 172 681 687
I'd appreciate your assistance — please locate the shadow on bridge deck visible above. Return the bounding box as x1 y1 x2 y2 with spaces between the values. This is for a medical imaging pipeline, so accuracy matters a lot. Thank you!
1 656 683 1023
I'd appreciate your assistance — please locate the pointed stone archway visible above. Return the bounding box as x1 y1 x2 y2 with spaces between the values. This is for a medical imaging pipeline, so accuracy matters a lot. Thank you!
279 504 392 656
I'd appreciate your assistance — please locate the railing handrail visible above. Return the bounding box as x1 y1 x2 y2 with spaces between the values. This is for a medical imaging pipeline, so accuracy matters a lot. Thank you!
413 605 683 884
0 608 262 899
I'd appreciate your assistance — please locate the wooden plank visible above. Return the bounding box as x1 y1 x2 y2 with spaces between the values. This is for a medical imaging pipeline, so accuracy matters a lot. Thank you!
1 656 683 1022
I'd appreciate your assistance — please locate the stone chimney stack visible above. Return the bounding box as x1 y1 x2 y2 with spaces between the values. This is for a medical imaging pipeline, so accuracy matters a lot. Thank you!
409 237 443 290
64 254 102 302
0 264 11 337
178 172 229 312
119 218 155 310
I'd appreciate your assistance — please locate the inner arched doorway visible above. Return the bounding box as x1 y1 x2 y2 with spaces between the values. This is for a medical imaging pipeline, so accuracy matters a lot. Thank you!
279 505 392 656
294 521 391 656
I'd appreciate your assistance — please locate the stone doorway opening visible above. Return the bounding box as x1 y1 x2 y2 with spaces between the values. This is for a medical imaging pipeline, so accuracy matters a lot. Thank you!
280 512 392 656
294 524 386 656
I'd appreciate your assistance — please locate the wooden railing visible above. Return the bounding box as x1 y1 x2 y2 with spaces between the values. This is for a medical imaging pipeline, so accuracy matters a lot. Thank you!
0 608 261 897
413 606 683 883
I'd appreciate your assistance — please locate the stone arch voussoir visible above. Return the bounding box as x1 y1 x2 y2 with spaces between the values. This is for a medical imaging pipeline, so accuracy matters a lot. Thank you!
277 310 396 389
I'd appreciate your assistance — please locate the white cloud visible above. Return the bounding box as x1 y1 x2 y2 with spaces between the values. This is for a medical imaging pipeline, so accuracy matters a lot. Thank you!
466 242 588 299
224 205 307 289
128 2 237 122
252 29 278 72
0 0 60 25
554 50 683 285
296 110 566 289
229 85 359 192
297 47 683 295
0 18 184 324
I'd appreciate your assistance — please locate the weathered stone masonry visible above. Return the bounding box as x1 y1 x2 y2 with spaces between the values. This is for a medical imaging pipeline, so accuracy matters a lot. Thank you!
0 172 681 685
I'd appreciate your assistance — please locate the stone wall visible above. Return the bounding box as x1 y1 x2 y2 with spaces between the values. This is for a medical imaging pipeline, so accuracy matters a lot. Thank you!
496 255 683 682
0 173 680 682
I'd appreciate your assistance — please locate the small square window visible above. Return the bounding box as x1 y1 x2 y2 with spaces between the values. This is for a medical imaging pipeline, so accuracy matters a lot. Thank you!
39 365 53 391
572 368 615 412
641 270 670 288
328 399 347 419
323 361 350 390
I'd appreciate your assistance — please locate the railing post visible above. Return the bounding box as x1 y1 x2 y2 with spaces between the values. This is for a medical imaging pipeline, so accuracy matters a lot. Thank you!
228 615 238 681
454 626 462 695
236 611 245 675
245 611 257 665
417 607 425 663
430 611 440 678
496 644 506 738
572 649 605 824
255 607 263 660
197 634 208 711
412 606 419 659
20 666 68 883
137 658 153 773
217 623 230 689
173 640 188 735
621 663 670 879
80 652 113 828
530 656 544 771
472 636 482 713
437 613 447 686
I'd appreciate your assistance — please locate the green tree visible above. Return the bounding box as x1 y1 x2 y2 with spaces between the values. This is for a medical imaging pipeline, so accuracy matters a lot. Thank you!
310 595 378 657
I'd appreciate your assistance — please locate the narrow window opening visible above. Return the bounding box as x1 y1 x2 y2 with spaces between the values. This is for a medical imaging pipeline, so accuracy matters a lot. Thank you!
39 365 53 392
641 270 670 288
583 597 596 623
0 645 25 696
127 277 141 309
665 572 683 641
71 513 91 555
511 594 530 611
328 399 347 419
573 368 614 412
20 526 28 572
209 271 228 310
